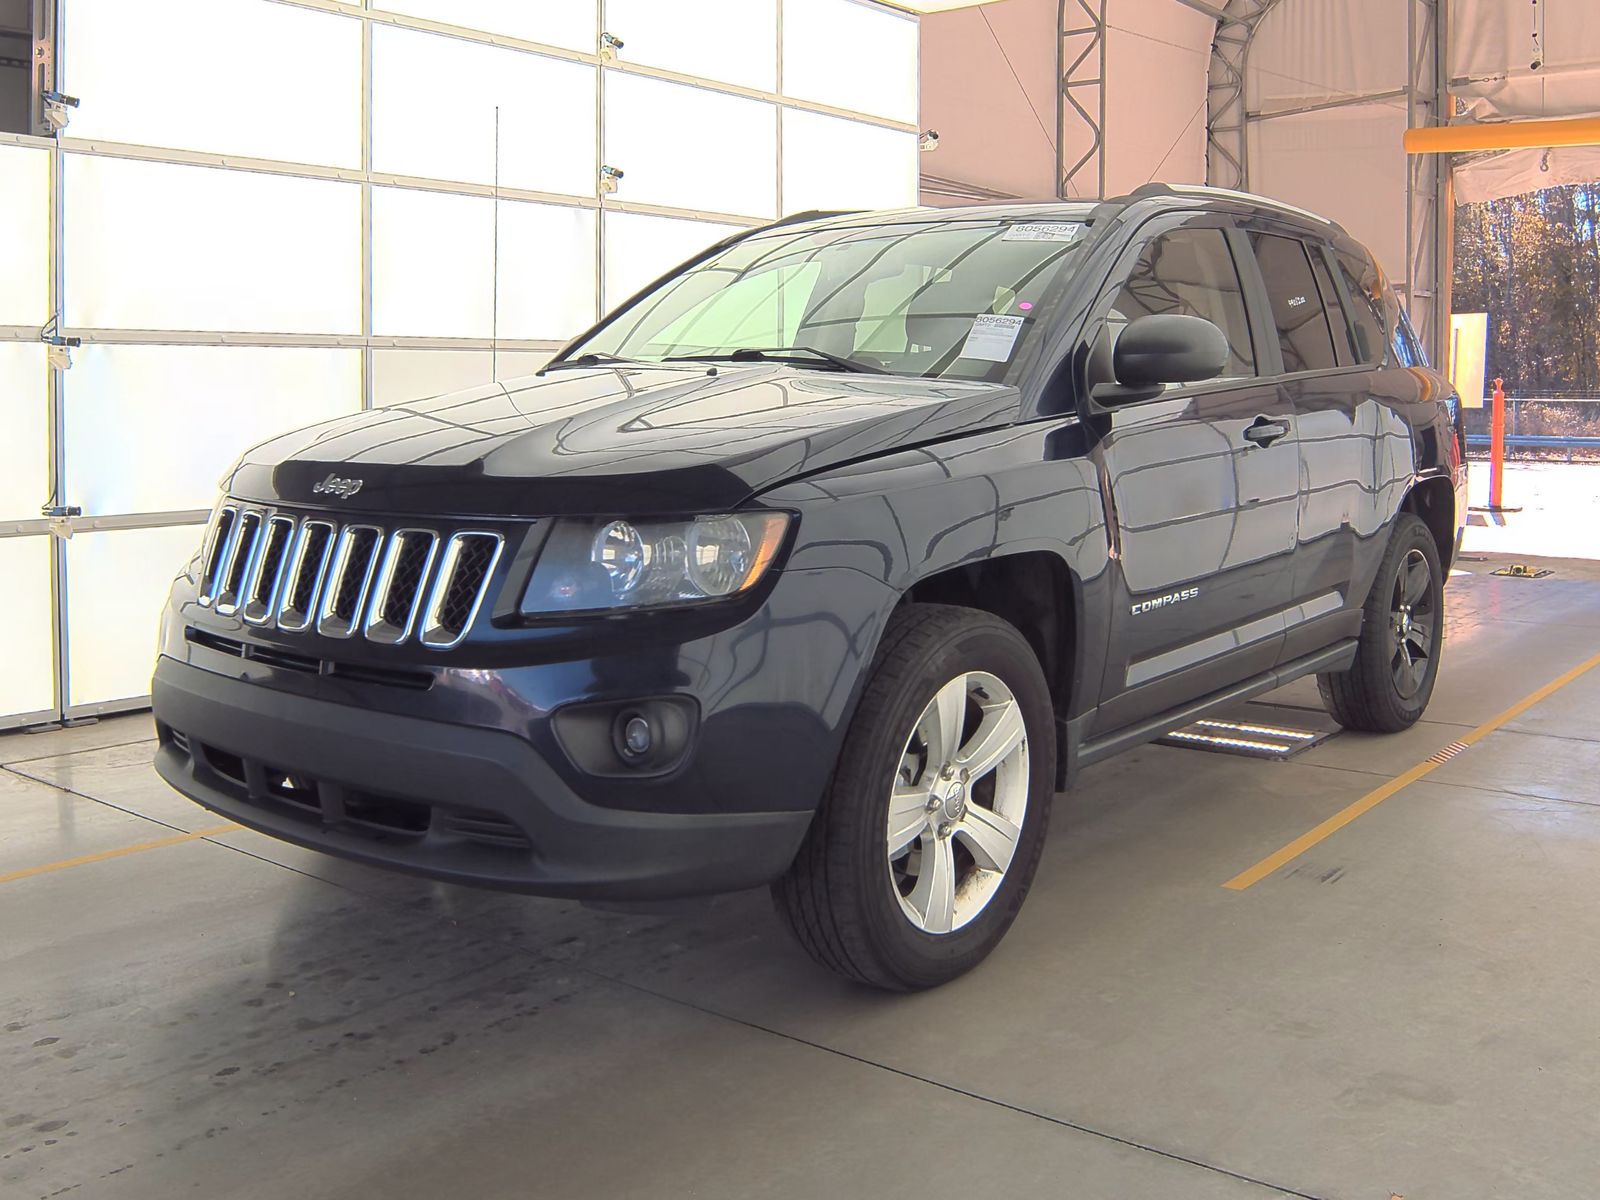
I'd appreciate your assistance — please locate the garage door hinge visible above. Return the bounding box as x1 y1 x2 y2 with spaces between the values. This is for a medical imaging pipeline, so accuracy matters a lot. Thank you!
41 504 81 540
40 88 79 135
41 319 79 370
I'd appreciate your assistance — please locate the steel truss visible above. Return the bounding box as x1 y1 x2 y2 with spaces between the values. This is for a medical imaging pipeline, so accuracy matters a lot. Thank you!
1057 0 1107 199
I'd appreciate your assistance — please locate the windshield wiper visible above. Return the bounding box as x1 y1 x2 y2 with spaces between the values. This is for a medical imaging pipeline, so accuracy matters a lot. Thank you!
540 351 639 372
663 346 888 375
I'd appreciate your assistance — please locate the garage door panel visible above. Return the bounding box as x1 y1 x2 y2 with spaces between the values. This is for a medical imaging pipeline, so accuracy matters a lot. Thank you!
0 143 50 327
375 0 596 52
372 25 595 199
605 0 777 92
66 526 203 710
63 346 362 518
0 537 55 723
63 0 361 168
783 0 918 123
605 75 776 218
372 188 596 340
781 110 919 215
0 345 50 524
63 156 360 335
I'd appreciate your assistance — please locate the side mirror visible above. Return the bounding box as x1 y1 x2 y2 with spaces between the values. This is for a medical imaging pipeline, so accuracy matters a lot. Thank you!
1092 314 1229 405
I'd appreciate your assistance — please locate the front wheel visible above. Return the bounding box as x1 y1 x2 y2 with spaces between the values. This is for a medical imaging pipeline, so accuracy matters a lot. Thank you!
772 603 1055 991
1318 512 1445 732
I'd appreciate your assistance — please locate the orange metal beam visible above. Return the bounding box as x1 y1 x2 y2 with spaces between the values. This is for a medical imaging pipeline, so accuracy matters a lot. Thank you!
1405 116 1600 155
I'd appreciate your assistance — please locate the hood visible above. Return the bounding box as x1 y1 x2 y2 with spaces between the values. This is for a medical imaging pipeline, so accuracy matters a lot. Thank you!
228 363 1020 517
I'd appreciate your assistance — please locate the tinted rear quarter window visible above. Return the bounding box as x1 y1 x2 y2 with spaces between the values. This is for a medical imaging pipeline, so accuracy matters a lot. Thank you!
1249 232 1339 373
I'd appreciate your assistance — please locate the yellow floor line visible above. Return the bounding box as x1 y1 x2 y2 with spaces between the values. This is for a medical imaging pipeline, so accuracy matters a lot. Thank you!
0 823 240 886
1223 648 1600 891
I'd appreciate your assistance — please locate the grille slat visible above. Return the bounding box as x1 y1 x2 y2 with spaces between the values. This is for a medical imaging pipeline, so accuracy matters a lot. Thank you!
419 532 504 649
242 516 296 625
276 520 336 633
198 506 239 606
214 510 264 615
363 530 438 645
317 525 383 639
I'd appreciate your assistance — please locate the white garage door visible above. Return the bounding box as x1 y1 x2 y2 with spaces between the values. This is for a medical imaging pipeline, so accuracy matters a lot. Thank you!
0 0 921 729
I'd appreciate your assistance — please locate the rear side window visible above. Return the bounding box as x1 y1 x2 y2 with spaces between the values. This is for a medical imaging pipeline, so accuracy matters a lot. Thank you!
1392 306 1428 368
1106 227 1256 379
1331 249 1389 367
1249 233 1339 373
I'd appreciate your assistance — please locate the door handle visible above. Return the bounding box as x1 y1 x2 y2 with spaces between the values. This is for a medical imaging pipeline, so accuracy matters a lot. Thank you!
1242 417 1290 448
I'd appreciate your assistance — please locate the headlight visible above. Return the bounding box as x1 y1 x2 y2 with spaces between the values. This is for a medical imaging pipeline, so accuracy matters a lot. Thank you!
520 512 791 615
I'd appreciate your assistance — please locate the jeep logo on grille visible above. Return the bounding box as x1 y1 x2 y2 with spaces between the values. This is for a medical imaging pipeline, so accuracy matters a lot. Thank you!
312 473 364 500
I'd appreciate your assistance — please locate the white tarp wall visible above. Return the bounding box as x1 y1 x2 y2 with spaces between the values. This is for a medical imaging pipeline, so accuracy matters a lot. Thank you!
919 0 1211 204
0 0 921 729
1451 0 1600 203
1244 0 1413 295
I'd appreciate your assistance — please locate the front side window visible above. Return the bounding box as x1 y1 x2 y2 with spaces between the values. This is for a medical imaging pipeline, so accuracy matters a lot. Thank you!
1105 227 1256 379
567 216 1093 382
1249 232 1339 374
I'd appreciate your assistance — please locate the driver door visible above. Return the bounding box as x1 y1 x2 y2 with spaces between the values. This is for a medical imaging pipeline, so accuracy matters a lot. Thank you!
1085 216 1301 735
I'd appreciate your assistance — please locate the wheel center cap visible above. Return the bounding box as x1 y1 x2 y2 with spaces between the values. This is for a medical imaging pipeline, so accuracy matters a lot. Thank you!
940 789 967 823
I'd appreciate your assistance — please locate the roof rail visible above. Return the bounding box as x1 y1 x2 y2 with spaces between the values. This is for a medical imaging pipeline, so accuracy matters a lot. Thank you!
763 209 860 229
1118 182 1345 232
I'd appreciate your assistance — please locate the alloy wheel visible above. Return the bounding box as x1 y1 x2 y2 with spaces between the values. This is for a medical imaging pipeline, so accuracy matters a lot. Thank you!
886 671 1030 934
1390 547 1436 699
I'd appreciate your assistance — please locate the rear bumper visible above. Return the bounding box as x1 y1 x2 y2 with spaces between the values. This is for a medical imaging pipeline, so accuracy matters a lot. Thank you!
152 656 812 900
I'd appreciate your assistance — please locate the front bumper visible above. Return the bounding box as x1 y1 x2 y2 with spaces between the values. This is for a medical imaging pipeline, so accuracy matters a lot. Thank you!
152 656 813 900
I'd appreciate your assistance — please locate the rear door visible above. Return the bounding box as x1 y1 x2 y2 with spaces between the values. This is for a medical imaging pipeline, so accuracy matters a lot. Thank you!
1085 214 1301 735
1236 225 1368 663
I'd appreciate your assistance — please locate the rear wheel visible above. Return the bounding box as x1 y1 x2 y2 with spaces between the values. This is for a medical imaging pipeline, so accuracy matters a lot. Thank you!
772 603 1054 991
1318 513 1444 732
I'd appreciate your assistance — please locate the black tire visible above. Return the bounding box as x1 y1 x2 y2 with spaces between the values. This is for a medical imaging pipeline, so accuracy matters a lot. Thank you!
1318 513 1444 733
772 603 1055 991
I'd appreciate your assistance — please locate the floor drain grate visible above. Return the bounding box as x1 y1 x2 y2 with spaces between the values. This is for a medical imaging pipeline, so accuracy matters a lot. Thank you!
1157 704 1338 760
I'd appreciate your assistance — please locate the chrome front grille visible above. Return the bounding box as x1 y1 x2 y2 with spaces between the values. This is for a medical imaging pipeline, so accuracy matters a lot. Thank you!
196 506 503 649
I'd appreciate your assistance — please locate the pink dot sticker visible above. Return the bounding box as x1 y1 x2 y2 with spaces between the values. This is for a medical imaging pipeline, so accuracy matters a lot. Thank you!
1018 302 1034 311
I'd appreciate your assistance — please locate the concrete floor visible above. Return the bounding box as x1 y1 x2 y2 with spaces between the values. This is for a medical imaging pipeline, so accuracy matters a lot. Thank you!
5 560 1600 1200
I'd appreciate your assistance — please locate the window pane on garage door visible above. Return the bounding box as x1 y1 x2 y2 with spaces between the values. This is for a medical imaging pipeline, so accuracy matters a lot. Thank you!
372 188 596 339
63 0 361 168
605 0 777 92
376 0 596 52
781 110 918 214
371 25 595 199
64 346 361 517
0 537 54 723
604 74 776 219
783 0 918 123
63 156 360 335
0 143 49 326
66 526 203 709
0 345 49 525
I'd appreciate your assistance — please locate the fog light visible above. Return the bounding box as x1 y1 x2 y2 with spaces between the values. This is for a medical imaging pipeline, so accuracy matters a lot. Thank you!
621 714 653 758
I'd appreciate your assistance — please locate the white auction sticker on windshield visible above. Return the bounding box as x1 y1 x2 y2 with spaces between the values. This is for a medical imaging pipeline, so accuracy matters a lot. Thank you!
960 314 1026 362
1003 222 1082 242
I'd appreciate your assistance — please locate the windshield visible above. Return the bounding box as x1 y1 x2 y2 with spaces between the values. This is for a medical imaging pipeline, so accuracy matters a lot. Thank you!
564 216 1090 382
